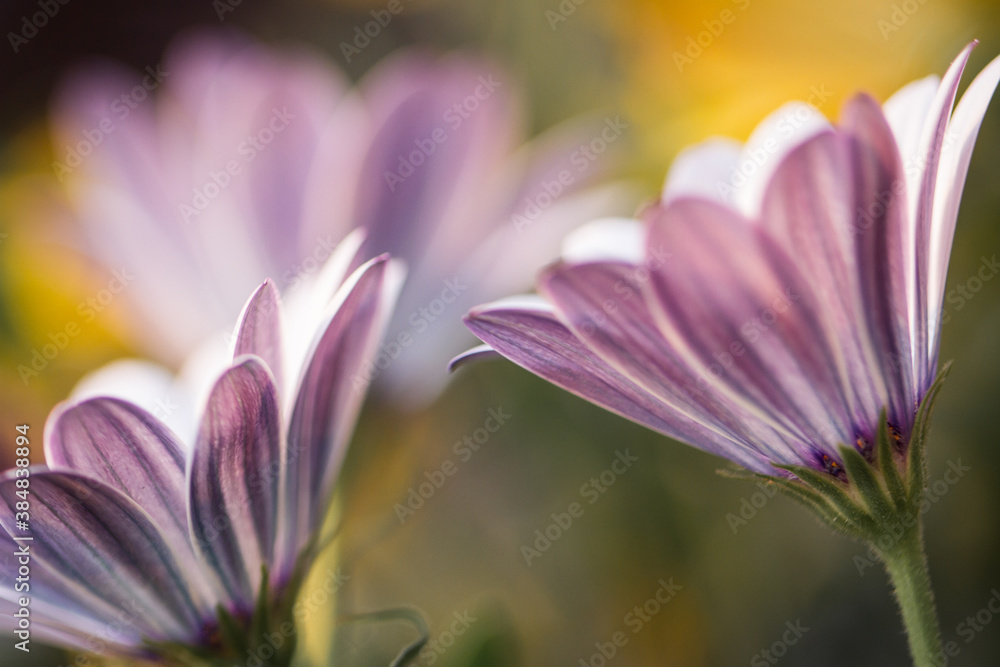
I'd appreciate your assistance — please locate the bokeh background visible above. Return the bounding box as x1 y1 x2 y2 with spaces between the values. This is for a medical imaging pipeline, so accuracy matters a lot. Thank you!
1 0 999 665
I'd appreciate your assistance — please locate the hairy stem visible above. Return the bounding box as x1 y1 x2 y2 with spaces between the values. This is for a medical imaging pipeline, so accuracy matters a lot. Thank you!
879 525 943 667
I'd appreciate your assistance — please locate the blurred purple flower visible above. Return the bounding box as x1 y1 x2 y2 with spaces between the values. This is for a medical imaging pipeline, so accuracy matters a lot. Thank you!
460 45 1000 476
0 244 402 660
52 32 630 405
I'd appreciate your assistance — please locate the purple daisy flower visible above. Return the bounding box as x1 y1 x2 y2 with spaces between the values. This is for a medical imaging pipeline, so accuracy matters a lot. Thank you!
0 247 402 663
460 44 1000 479
458 41 1000 667
50 32 630 404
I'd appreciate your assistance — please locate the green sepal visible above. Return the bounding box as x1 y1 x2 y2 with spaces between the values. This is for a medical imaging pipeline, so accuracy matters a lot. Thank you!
718 369 953 666
719 465 872 540
250 564 271 650
139 639 218 667
838 444 894 521
761 473 869 540
907 362 951 511
875 407 908 511
215 603 248 656
772 463 878 534
715 466 758 482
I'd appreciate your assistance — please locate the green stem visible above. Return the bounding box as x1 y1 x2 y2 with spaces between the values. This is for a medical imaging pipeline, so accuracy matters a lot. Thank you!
879 525 943 667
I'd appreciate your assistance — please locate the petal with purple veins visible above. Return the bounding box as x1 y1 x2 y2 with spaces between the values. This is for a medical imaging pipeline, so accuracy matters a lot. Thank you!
43 397 213 598
189 357 282 611
465 296 775 473
0 526 150 653
0 471 210 642
642 198 854 458
838 94 916 426
233 280 284 391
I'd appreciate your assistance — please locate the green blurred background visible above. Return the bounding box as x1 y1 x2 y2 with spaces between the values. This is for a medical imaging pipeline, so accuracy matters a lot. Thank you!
1 0 999 665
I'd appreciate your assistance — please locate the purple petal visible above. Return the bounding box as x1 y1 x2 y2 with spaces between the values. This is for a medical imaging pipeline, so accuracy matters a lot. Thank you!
233 280 284 391
189 357 281 610
282 255 400 571
0 529 150 646
641 198 855 457
729 101 832 216
354 55 515 265
838 94 916 426
0 471 210 642
43 397 211 590
240 76 351 275
0 596 140 658
165 33 354 277
0 527 148 653
759 102 913 432
465 296 774 473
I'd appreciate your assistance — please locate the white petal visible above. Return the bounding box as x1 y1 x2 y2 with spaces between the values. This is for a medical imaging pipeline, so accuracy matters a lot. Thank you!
662 138 742 204
883 75 941 221
472 293 555 313
733 101 831 217
560 218 645 265
927 54 1000 357
175 334 234 443
70 359 197 445
281 228 368 383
